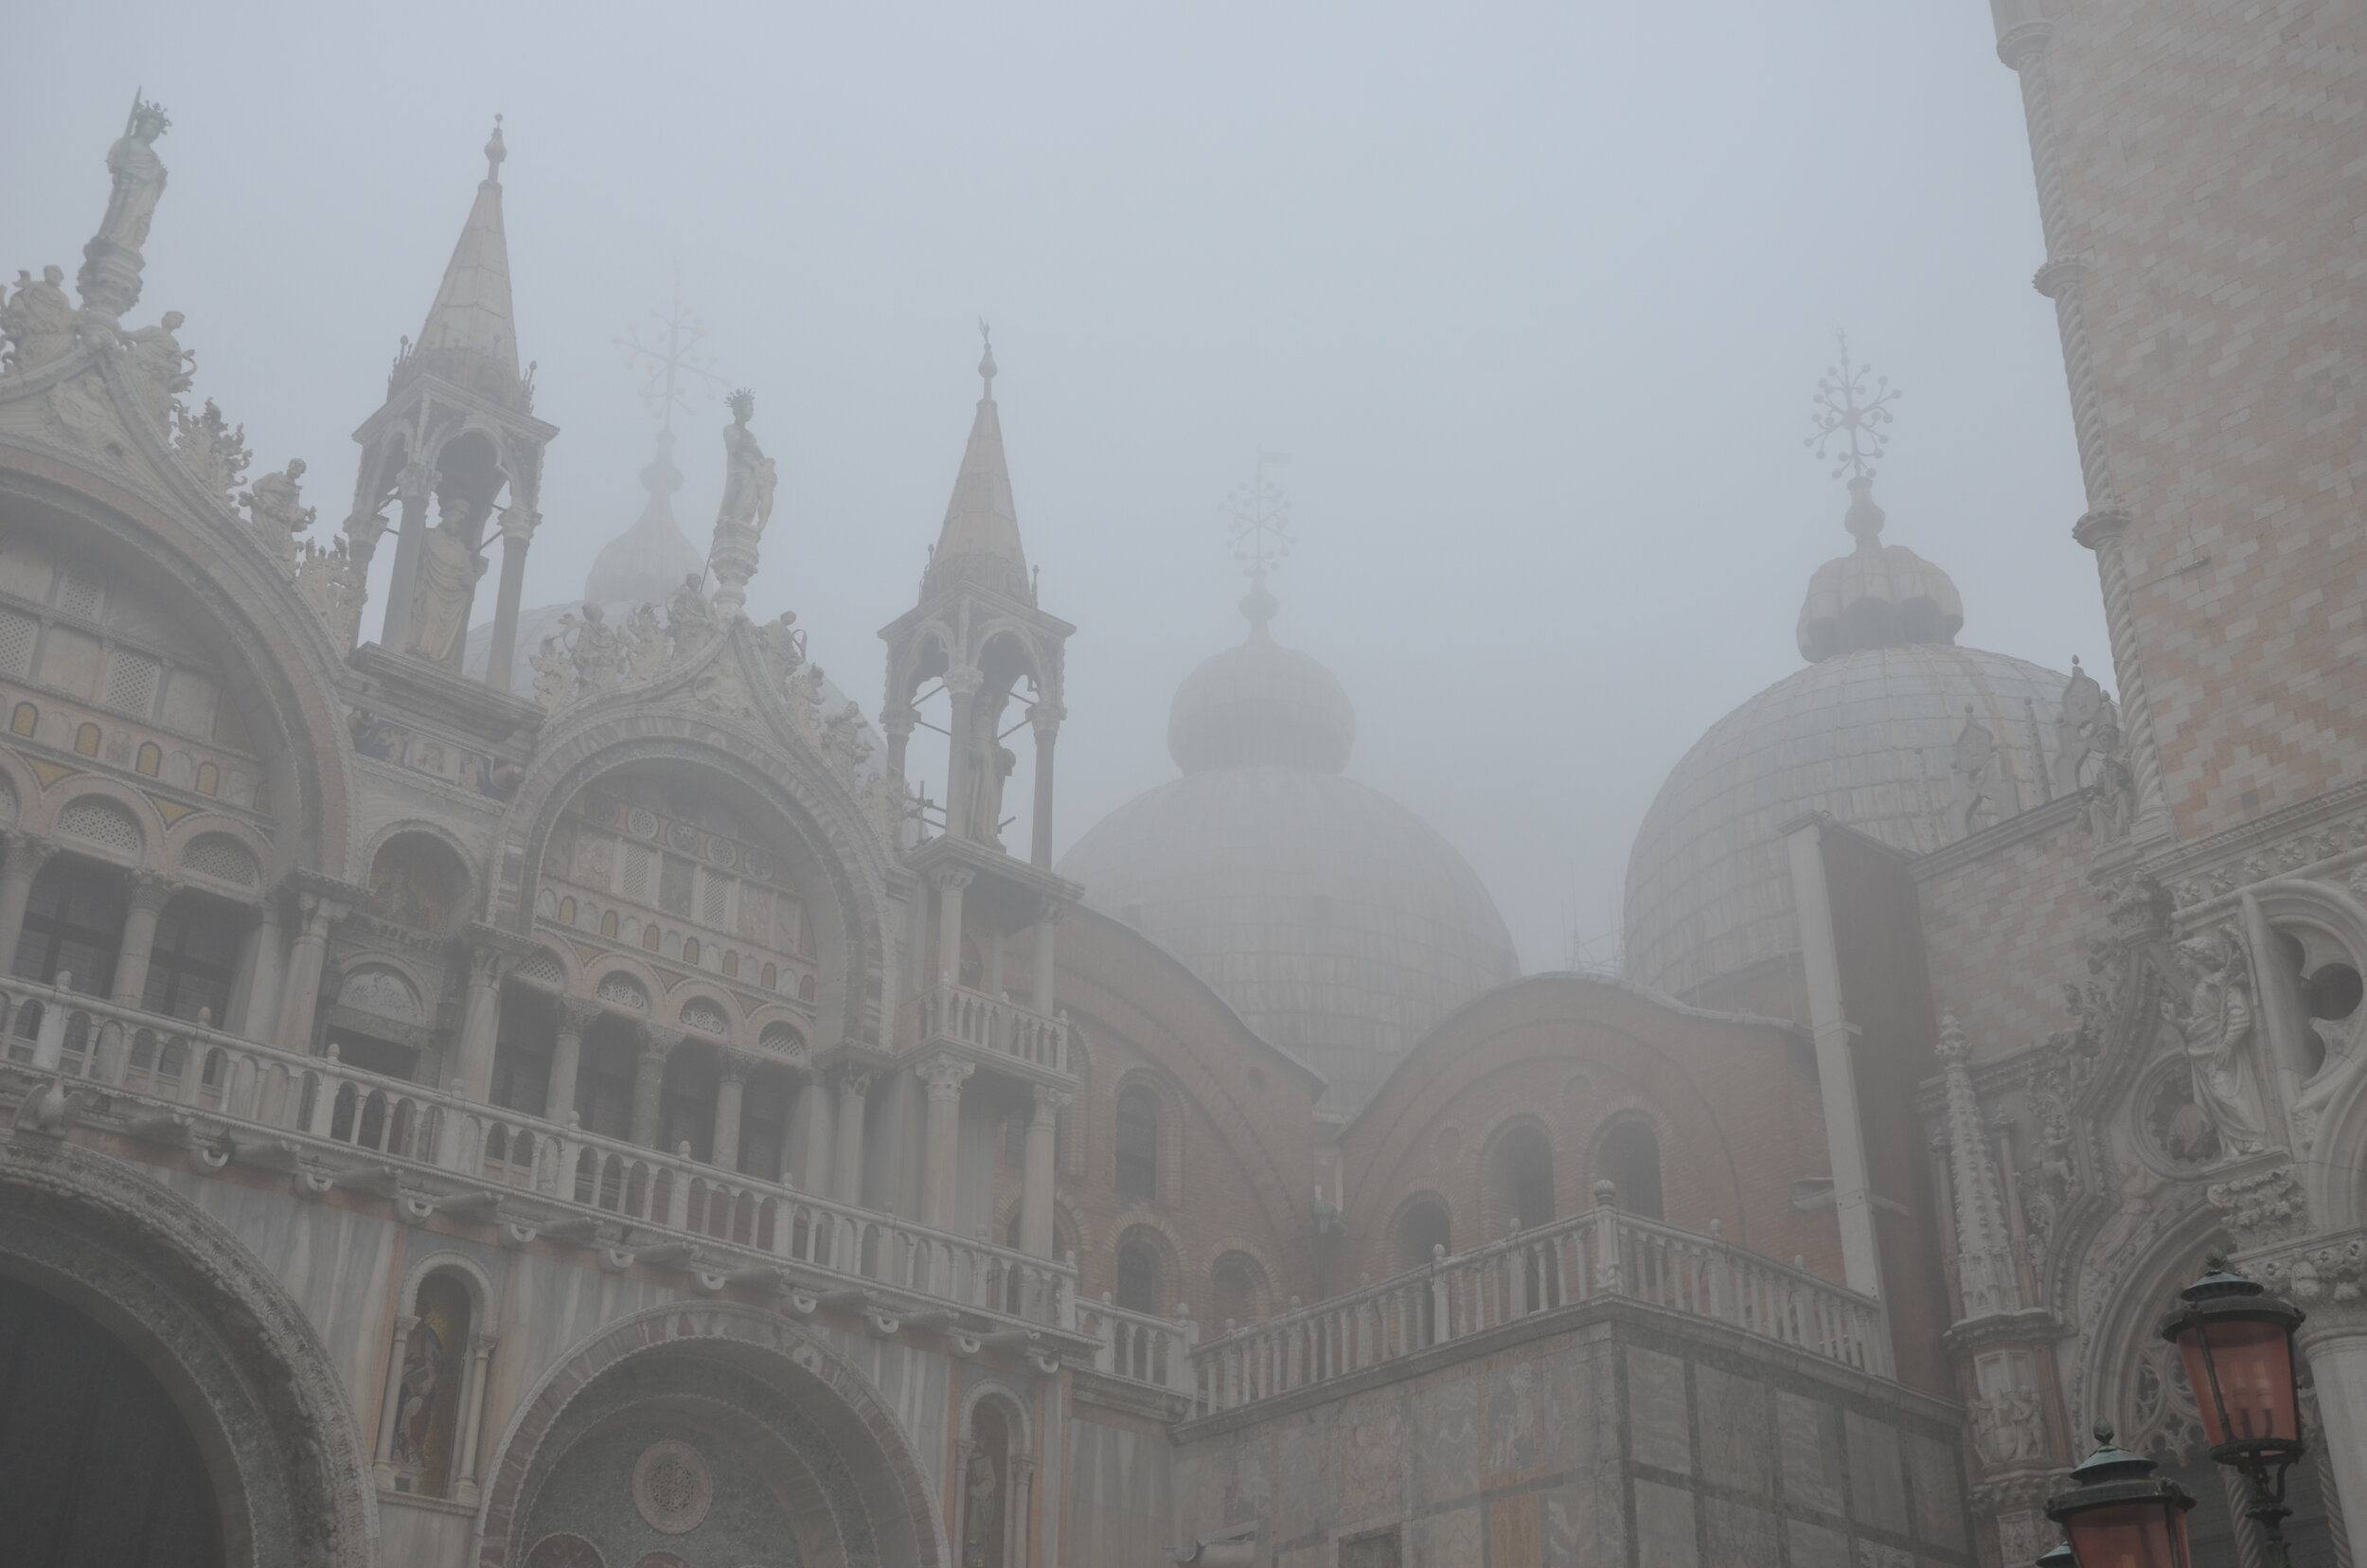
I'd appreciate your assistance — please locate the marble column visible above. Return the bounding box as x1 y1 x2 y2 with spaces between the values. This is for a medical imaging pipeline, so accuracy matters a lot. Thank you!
110 870 175 1007
1028 702 1062 870
0 832 55 973
1020 1084 1069 1257
628 1029 676 1149
2302 1320 2367 1562
373 1312 418 1488
274 893 340 1055
934 865 972 990
454 945 507 1103
379 463 433 652
483 506 537 694
546 997 597 1124
917 1054 974 1231
452 1331 497 1506
944 666 982 844
794 1077 835 1193
832 1065 873 1206
714 1054 750 1172
235 895 285 1043
1030 903 1061 1017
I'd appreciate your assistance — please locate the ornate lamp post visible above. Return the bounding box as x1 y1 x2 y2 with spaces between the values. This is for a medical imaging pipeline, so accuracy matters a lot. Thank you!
2043 1425 2197 1567
2159 1256 2308 1566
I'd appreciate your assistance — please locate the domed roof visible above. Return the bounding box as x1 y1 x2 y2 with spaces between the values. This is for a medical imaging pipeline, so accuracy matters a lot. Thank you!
1060 605 1516 1117
1621 472 2073 1007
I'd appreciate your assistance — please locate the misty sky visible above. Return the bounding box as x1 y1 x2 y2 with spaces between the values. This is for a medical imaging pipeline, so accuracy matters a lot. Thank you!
4 1 2107 971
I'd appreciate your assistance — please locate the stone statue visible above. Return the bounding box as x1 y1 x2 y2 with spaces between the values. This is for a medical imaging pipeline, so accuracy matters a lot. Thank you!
717 389 777 536
122 310 191 421
2085 709 2139 840
529 635 573 708
2055 656 2108 793
824 701 874 772
404 499 485 664
92 98 171 255
2165 930 2270 1157
240 458 315 563
294 533 362 642
754 609 806 682
962 1449 1001 1568
788 662 827 733
568 603 622 692
666 574 716 660
969 721 1016 845
1 266 76 374
621 603 668 683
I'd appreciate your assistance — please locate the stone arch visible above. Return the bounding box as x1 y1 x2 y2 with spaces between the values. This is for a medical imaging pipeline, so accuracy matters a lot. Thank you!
0 454 355 875
0 745 38 829
477 1302 946 1568
1112 1221 1183 1315
170 821 270 897
1203 1243 1278 1327
490 723 893 1055
365 823 476 935
2072 1199 2228 1448
41 783 158 866
1478 1114 1558 1235
0 1139 375 1566
1112 1067 1181 1206
1589 1108 1668 1221
1388 1188 1457 1274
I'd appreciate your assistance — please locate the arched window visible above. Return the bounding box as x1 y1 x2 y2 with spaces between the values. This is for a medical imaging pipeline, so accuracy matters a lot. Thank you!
490 990 556 1116
658 1042 718 1160
141 894 243 1023
388 1271 473 1498
1394 1197 1452 1275
738 1065 795 1181
1488 1123 1556 1235
576 1020 638 1140
1210 1252 1266 1327
14 859 126 994
1596 1119 1664 1221
1115 1236 1161 1313
1114 1085 1160 1203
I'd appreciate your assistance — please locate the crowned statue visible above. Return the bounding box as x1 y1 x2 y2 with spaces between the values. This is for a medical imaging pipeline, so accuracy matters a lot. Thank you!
80 96 170 317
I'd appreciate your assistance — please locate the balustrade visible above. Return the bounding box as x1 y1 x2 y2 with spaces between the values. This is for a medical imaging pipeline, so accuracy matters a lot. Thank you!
0 976 1077 1330
916 981 1069 1076
1185 1205 1892 1417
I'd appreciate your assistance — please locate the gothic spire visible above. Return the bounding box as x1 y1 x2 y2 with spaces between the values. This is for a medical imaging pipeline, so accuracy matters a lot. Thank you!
925 325 1030 602
409 117 523 403
1937 1015 2021 1322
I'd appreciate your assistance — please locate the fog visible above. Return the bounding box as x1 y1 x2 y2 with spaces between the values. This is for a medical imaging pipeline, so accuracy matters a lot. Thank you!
2 1 2105 971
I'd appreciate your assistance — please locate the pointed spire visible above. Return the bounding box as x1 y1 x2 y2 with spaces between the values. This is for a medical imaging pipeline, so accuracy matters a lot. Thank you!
926 324 1030 601
409 116 523 404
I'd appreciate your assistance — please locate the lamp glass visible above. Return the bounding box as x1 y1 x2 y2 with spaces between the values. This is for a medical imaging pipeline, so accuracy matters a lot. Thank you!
2174 1316 2299 1448
2062 1499 2192 1568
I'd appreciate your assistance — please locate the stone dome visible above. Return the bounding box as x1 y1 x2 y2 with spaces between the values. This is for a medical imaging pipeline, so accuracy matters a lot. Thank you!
1060 613 1516 1118
1622 476 2073 1008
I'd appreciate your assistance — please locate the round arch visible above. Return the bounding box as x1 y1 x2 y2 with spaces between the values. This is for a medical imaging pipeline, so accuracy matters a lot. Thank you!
489 723 893 1055
0 1140 375 1566
477 1302 946 1568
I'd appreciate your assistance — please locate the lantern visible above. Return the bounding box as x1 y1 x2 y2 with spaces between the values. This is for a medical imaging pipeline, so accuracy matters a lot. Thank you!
2044 1425 2195 1568
2034 1540 2076 1567
2159 1255 2308 1564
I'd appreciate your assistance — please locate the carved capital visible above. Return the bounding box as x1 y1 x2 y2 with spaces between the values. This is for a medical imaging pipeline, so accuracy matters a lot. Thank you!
1035 899 1067 930
1030 1084 1071 1123
831 1062 876 1099
930 864 975 895
1026 701 1066 739
2210 1161 2306 1251
1994 19 2056 71
394 462 435 504
719 1052 754 1086
127 868 177 914
637 1026 683 1064
2252 1229 2367 1337
497 505 538 545
943 664 985 699
2072 505 2134 552
0 831 57 876
917 1054 975 1098
555 996 602 1037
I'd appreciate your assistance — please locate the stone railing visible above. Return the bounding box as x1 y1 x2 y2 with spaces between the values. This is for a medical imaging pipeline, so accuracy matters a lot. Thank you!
1077 1296 1198 1395
0 976 1077 1332
1186 1205 1893 1417
916 981 1071 1077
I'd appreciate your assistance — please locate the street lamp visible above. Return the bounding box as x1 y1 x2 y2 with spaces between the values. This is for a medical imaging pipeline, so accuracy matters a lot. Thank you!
2034 1541 2075 1567
2044 1424 2197 1567
2159 1256 2308 1566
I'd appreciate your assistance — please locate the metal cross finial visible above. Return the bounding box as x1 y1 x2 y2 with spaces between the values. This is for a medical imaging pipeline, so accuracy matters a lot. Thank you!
1805 330 1901 484
1222 448 1293 633
978 319 997 394
616 271 726 435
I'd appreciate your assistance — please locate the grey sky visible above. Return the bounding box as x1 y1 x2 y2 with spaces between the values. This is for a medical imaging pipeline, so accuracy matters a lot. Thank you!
3 0 2105 971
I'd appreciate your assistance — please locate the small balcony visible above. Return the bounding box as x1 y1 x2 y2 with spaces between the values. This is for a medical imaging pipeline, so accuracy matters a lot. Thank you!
913 980 1072 1080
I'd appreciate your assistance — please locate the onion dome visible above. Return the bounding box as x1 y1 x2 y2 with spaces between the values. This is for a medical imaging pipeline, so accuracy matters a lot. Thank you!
1061 583 1515 1118
1622 354 2073 1011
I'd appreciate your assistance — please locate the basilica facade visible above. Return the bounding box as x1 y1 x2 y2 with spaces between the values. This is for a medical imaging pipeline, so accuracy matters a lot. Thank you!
1 4 2363 1566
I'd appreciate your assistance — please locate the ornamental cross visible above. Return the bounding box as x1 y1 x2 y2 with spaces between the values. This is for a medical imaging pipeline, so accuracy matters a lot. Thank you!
1806 330 1901 484
617 274 726 433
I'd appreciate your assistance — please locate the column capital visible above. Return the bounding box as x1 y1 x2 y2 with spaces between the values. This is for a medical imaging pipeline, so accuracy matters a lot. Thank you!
943 664 985 698
556 995 602 1035
638 1026 683 1063
719 1051 755 1086
2072 504 2133 551
1030 1084 1071 1122
394 461 436 502
917 1053 975 1098
930 864 975 895
1026 701 1066 738
1035 899 1067 929
496 505 539 545
127 868 177 913
0 831 57 872
461 943 510 990
1994 19 2055 71
830 1062 876 1099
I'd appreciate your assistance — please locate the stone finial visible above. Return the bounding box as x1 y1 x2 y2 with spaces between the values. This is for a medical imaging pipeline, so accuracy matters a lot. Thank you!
484 116 507 183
